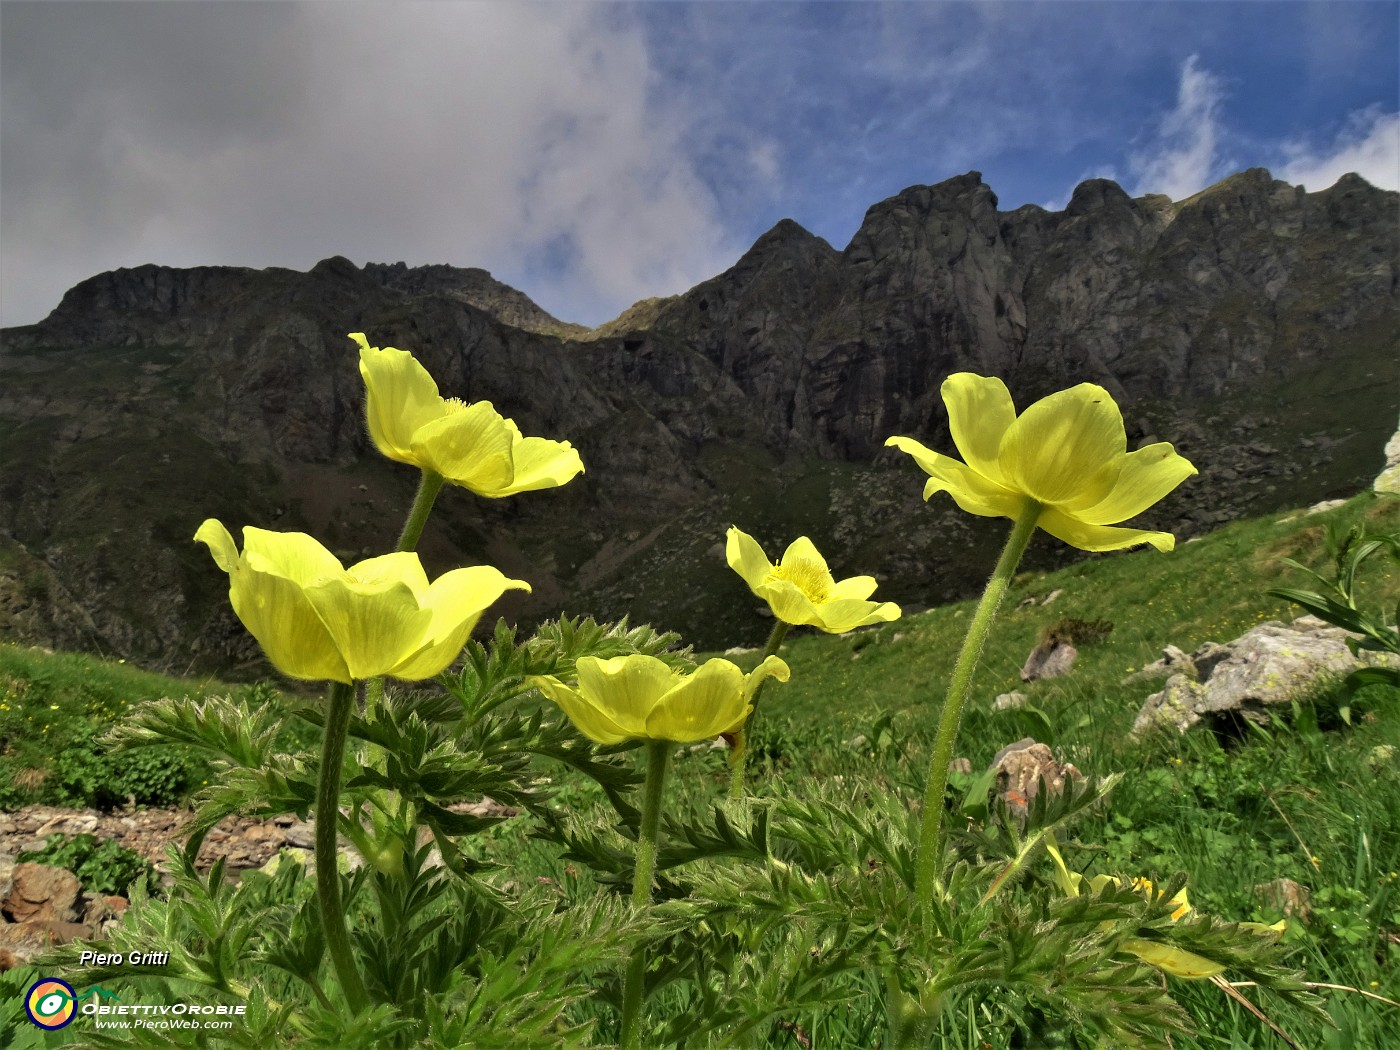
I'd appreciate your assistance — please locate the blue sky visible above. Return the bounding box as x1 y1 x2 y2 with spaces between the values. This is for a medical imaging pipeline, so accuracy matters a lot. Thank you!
2 1 1396 330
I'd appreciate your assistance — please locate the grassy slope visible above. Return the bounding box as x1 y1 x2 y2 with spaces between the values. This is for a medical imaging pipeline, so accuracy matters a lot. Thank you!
2 492 1397 1046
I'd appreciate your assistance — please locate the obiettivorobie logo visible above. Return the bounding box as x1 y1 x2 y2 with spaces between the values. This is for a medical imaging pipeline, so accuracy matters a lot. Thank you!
24 980 122 1030
24 978 87 1030
23 978 245 1031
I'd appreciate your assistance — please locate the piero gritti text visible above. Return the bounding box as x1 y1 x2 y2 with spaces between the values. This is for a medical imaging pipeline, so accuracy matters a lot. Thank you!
79 950 171 966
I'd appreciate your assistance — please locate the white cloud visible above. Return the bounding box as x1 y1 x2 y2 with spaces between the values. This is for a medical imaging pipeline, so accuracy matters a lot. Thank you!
1128 55 1231 200
0 3 740 328
1279 106 1400 191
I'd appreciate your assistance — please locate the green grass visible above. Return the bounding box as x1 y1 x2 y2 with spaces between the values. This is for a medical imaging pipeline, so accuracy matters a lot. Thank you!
2 491 1397 1046
0 643 305 809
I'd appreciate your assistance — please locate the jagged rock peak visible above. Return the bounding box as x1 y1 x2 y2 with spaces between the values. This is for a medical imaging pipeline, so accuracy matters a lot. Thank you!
850 171 1001 245
1066 178 1134 215
732 218 839 271
749 217 830 251
31 256 582 339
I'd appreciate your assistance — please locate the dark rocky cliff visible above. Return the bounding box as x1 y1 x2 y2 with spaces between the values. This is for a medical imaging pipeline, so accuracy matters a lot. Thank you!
2 168 1396 674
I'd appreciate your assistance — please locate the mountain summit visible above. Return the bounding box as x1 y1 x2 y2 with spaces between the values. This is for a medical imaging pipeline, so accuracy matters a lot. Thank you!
2 169 1396 671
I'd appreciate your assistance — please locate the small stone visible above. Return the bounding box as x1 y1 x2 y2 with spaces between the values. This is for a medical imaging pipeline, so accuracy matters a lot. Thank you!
35 813 99 838
1021 639 1077 682
2 863 82 924
283 822 316 849
993 691 1028 711
1253 878 1311 921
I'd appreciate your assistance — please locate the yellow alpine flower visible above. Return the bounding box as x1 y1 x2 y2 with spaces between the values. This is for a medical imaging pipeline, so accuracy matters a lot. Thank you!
195 519 530 683
1087 874 1192 922
350 333 584 497
1060 864 1283 980
726 527 901 633
887 374 1196 552
529 654 790 745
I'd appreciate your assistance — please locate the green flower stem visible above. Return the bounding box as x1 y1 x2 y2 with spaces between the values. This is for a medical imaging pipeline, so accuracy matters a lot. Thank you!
395 468 446 553
620 740 671 1050
316 680 370 1015
913 500 1041 912
727 620 790 799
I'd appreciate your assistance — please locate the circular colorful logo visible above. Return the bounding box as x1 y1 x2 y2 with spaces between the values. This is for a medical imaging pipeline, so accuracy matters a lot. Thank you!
25 978 77 1030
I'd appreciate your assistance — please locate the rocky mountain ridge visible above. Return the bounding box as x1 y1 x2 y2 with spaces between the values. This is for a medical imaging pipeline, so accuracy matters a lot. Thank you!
1 167 1396 670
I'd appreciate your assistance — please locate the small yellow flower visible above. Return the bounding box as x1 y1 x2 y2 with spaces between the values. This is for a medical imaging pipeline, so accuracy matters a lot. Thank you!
530 653 790 745
726 527 900 633
195 519 529 683
350 333 584 497
887 374 1196 552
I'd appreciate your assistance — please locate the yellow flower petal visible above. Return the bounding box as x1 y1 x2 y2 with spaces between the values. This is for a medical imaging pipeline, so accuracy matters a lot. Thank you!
1072 443 1199 525
885 437 1026 519
529 677 633 744
304 576 431 682
240 526 344 586
1119 937 1226 980
1037 506 1176 552
576 655 679 737
646 659 748 742
409 401 516 492
742 655 792 705
353 336 585 498
497 434 586 495
535 654 790 744
726 527 776 591
346 552 431 596
354 337 447 464
730 529 900 633
197 521 520 683
755 579 824 627
778 536 832 585
810 598 902 633
997 383 1125 507
828 575 879 601
391 566 532 679
193 523 350 683
942 373 1017 484
194 519 239 572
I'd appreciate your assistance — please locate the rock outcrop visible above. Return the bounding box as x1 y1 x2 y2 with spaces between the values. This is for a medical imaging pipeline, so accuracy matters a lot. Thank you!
1131 615 1398 735
1376 418 1400 495
2 168 1396 666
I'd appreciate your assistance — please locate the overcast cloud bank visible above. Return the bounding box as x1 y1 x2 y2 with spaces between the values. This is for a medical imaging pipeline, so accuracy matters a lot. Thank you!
2 2 1396 330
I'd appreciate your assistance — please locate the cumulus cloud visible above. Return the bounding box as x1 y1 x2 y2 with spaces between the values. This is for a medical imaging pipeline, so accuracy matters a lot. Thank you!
1128 55 1231 200
1279 106 1400 191
0 2 739 328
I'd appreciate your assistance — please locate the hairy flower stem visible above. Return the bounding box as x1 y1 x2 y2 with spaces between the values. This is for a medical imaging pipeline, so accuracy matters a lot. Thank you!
395 469 446 553
728 620 790 799
317 680 370 1014
620 740 671 1050
913 501 1041 913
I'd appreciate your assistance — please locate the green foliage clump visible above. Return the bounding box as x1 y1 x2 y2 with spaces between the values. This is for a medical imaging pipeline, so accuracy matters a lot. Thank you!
18 833 160 898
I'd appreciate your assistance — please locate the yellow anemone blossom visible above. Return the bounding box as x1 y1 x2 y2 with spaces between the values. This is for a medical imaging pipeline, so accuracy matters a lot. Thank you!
887 373 1196 552
529 654 790 745
195 519 530 683
726 527 901 633
350 333 584 497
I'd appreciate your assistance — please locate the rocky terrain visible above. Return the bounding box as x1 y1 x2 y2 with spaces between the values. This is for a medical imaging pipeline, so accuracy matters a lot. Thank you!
1 167 1396 671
